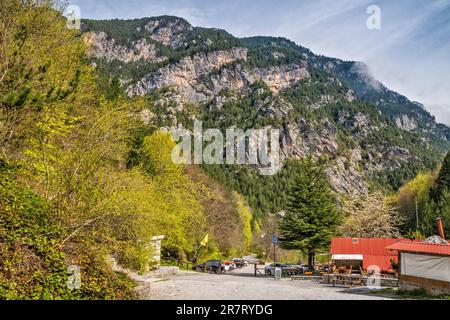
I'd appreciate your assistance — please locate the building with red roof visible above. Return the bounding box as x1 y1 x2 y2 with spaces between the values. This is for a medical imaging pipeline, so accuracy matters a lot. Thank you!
387 236 450 296
330 238 411 272
387 241 450 256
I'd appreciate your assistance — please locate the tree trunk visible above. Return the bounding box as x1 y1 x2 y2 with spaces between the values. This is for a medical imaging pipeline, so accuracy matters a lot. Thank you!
307 251 315 269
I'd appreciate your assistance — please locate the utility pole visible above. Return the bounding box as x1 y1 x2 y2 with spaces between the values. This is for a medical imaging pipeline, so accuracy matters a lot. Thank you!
272 234 278 264
273 242 276 264
415 196 419 231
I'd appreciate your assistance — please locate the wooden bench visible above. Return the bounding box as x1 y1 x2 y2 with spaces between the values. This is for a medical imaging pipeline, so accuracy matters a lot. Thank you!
331 274 363 288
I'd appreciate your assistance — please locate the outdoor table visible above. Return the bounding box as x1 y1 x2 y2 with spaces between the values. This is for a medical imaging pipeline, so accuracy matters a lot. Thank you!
331 274 363 288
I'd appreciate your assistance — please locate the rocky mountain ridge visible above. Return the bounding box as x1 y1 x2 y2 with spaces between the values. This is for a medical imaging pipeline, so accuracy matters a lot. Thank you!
84 31 167 64
127 47 310 104
81 16 450 198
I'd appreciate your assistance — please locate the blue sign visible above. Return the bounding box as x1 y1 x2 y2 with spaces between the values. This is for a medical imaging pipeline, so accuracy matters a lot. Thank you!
272 235 280 245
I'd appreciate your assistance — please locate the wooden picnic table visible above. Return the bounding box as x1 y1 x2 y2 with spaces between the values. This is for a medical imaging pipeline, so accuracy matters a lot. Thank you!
329 274 363 288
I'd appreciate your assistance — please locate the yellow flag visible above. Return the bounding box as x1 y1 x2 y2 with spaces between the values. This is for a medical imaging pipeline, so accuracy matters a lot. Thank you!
200 234 209 246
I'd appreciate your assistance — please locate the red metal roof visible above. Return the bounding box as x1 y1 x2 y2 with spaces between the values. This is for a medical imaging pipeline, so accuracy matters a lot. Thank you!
386 242 450 256
331 238 404 255
330 238 410 271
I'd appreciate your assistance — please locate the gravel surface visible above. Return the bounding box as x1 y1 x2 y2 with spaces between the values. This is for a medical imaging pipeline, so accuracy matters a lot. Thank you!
141 265 392 300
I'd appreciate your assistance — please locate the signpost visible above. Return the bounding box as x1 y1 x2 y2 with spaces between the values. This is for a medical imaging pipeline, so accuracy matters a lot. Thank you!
272 235 280 245
272 235 280 265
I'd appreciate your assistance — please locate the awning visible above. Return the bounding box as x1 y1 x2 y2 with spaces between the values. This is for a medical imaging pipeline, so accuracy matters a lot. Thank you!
332 254 363 260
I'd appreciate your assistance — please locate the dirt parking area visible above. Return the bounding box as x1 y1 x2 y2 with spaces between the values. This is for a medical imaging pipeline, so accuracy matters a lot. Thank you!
140 265 392 300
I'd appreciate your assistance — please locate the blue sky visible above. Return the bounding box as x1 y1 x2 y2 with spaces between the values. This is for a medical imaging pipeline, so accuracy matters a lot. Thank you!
69 0 450 125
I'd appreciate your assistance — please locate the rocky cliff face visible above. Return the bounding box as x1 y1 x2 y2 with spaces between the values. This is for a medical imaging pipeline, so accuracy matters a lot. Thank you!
84 31 167 64
143 18 193 49
82 15 450 196
280 118 368 194
127 47 249 101
394 114 418 132
253 63 310 93
127 48 310 104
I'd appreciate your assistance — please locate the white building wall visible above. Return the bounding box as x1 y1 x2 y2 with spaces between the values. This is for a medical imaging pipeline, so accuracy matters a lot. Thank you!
401 252 450 282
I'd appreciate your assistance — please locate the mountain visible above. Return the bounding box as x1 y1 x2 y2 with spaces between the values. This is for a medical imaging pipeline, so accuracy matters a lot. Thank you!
81 16 450 216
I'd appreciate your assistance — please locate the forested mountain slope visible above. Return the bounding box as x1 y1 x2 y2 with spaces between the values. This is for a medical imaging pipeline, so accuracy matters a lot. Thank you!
0 4 252 298
2 3 449 299
82 16 450 216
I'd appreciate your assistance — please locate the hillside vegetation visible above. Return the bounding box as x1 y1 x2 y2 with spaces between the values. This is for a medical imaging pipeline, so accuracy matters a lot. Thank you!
2 2 450 300
0 1 252 299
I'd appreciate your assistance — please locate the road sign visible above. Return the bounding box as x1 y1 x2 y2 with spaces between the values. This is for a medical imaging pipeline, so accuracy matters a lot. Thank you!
272 235 280 246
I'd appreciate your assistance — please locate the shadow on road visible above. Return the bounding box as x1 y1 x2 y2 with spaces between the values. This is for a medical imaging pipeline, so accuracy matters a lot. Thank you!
330 286 394 300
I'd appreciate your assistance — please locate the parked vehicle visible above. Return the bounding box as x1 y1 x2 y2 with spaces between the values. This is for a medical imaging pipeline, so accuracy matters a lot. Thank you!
193 260 225 274
232 258 246 268
285 264 304 274
264 263 280 275
282 264 302 275
265 263 302 276
319 264 331 273
222 261 236 271
299 264 311 272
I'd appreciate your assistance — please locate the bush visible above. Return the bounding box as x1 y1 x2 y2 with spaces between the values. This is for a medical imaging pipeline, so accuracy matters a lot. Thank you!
0 174 137 300
0 174 74 299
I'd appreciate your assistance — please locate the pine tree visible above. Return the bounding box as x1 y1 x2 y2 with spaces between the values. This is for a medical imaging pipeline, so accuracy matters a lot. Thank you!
430 150 450 201
422 190 450 238
278 158 341 268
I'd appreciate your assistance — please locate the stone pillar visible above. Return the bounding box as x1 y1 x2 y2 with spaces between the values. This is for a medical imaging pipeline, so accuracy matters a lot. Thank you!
150 235 165 270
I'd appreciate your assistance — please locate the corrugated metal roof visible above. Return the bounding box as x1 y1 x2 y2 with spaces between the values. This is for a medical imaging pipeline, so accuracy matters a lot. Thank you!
386 242 450 256
331 238 404 255
330 238 408 272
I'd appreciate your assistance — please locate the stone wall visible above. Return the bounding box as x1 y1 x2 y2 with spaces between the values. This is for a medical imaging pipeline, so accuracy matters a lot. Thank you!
399 274 450 296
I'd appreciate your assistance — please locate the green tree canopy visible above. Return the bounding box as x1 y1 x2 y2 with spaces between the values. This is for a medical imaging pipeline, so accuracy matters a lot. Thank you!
430 150 450 201
278 157 341 267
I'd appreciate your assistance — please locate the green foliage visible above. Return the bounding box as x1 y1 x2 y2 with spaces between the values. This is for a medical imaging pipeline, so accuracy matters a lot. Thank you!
202 160 300 218
100 75 125 101
134 131 208 261
0 1 219 299
203 88 284 131
243 36 311 69
430 150 450 201
393 157 450 238
141 131 181 176
0 174 136 299
0 174 70 300
278 158 341 266
234 193 253 252
185 166 254 259
404 230 425 240
421 190 450 239
394 171 436 232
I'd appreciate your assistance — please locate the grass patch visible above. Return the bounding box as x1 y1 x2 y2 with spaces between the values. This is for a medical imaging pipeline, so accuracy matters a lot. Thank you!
373 288 450 300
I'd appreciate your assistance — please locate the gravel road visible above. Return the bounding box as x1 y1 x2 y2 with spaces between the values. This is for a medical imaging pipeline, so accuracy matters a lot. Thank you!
140 265 391 300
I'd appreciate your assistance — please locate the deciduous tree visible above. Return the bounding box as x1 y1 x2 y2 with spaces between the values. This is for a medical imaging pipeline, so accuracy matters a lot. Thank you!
340 191 404 238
